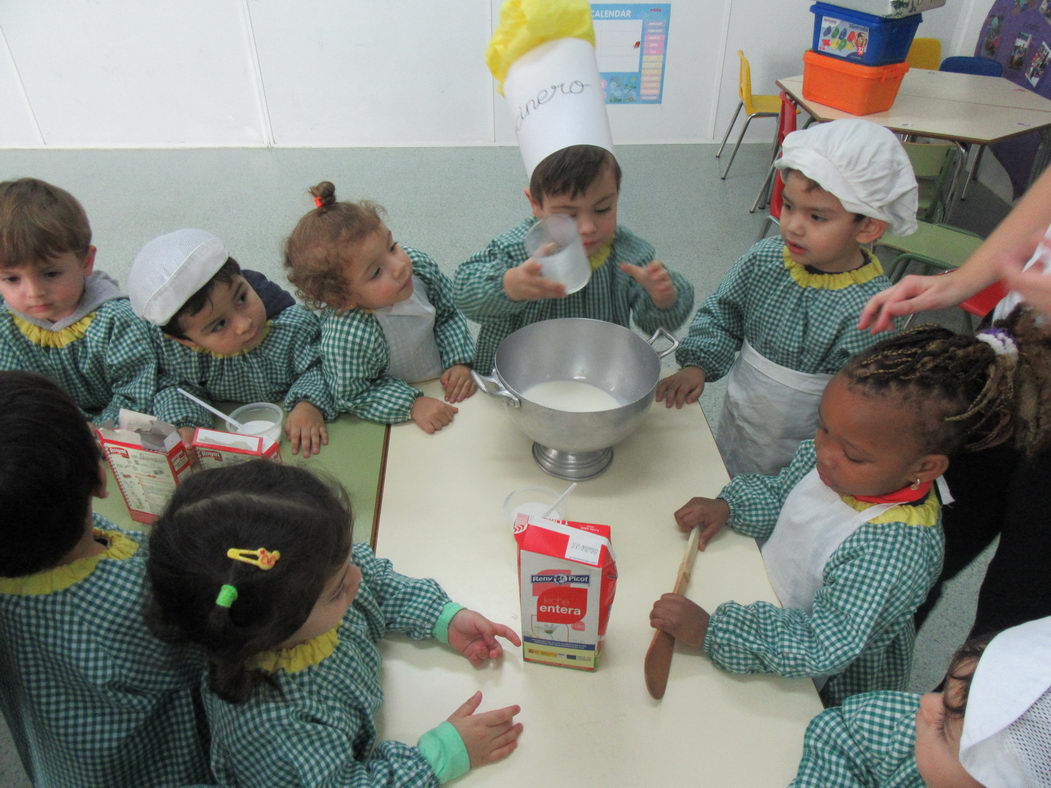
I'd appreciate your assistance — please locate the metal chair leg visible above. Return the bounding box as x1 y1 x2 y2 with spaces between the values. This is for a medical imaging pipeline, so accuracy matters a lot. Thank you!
960 144 984 201
716 102 743 159
720 114 756 180
755 215 779 243
750 162 775 213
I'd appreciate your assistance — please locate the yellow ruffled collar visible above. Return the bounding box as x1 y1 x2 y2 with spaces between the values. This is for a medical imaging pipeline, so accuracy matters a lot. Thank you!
0 529 138 595
588 239 613 271
783 246 884 290
840 491 940 527
182 322 272 359
11 312 95 349
249 627 339 674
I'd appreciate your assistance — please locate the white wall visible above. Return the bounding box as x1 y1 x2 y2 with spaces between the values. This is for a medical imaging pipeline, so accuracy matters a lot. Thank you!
0 0 981 149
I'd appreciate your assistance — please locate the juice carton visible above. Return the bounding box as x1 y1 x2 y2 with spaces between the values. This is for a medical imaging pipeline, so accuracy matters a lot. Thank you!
96 409 193 523
514 513 617 671
191 428 281 470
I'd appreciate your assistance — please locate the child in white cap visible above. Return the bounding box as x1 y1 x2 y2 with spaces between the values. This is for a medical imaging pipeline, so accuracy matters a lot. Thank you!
454 0 694 374
791 615 1051 787
0 178 160 424
658 118 918 477
128 229 335 456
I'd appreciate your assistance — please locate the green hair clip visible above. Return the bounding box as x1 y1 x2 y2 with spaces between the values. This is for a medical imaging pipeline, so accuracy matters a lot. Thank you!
215 584 239 608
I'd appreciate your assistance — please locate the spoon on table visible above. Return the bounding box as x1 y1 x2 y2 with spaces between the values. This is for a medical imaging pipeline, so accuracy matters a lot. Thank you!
644 526 701 700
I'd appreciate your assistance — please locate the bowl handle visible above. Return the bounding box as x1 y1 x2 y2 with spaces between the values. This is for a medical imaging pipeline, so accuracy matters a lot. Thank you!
646 327 681 360
469 369 521 408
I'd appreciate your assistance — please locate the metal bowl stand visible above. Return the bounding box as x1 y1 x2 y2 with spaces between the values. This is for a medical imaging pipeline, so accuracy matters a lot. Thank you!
531 443 613 481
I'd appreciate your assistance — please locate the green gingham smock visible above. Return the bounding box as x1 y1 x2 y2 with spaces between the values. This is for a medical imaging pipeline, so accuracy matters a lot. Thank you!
153 304 337 428
790 691 923 787
0 515 210 787
675 237 895 381
320 247 474 424
453 219 694 374
205 543 468 787
704 441 944 707
0 297 159 425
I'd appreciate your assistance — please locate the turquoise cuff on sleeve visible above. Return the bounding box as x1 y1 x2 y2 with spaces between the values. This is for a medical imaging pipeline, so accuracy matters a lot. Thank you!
418 720 470 783
432 602 465 645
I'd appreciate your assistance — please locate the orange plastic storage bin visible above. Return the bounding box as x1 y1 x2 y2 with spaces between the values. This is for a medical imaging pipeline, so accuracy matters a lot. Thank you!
802 50 909 115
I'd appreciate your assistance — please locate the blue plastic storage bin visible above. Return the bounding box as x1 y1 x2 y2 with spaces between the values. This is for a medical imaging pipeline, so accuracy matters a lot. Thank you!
810 2 922 66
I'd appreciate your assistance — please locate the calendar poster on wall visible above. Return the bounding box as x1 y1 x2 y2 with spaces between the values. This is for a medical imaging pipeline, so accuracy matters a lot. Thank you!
592 4 671 104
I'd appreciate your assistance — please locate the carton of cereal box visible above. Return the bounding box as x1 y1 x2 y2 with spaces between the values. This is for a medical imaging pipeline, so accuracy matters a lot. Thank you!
191 428 281 469
514 513 617 671
96 409 192 524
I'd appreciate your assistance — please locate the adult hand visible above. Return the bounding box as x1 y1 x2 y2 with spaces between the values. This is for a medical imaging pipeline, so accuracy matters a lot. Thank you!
857 273 970 334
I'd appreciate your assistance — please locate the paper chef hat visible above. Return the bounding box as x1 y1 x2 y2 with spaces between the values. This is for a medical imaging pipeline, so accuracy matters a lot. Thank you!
487 0 615 179
128 228 229 326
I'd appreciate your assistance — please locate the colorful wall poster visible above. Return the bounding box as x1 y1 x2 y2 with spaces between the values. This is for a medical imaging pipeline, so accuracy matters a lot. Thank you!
591 4 671 104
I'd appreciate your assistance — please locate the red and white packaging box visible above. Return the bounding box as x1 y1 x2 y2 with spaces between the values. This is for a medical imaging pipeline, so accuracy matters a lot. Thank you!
96 410 193 524
191 428 281 469
514 514 618 671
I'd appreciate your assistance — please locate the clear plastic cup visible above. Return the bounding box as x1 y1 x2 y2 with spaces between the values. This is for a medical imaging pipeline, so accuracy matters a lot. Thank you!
503 486 569 526
225 402 283 449
524 214 591 295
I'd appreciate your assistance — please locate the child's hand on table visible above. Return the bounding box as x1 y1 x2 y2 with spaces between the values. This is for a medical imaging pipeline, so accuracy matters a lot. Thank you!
448 609 522 666
411 396 458 433
441 364 476 403
656 366 705 408
674 496 730 550
649 593 711 649
621 260 676 309
504 260 566 301
286 401 328 457
447 691 523 767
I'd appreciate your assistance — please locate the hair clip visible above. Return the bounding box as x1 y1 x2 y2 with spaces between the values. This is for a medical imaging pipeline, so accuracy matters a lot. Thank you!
313 196 324 208
226 547 281 570
215 584 239 608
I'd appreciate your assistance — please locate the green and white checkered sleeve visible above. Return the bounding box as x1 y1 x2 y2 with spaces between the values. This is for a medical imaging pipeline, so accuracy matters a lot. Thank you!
153 355 212 427
320 311 421 423
281 307 338 420
407 248 475 369
353 543 451 640
719 440 818 540
790 691 923 787
453 221 533 322
616 229 695 334
95 300 162 425
705 521 941 687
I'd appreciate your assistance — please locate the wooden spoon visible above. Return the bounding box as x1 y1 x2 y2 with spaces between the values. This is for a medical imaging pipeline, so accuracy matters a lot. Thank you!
644 526 701 700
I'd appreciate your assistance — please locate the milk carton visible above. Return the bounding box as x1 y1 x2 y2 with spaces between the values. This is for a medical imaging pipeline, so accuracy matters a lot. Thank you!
96 410 193 523
191 428 281 469
514 514 617 671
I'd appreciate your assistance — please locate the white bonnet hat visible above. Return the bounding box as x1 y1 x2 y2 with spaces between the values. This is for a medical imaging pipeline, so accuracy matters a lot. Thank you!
959 615 1051 786
775 118 918 236
128 229 229 325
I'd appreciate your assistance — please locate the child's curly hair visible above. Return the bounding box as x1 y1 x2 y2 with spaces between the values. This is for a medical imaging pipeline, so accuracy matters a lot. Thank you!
282 181 383 310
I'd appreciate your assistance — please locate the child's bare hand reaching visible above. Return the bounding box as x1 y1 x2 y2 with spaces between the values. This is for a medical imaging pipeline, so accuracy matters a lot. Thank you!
674 497 730 550
441 364 476 404
447 691 523 767
411 396 458 433
448 609 522 666
286 401 328 457
649 594 711 648
656 366 705 408
621 260 676 309
503 260 566 301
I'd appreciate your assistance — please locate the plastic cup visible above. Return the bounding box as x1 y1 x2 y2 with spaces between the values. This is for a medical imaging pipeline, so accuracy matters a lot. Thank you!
503 486 569 526
225 402 283 449
523 214 591 295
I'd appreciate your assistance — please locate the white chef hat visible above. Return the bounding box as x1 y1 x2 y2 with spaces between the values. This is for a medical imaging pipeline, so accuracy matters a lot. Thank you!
775 118 918 236
959 615 1051 786
128 229 229 325
486 0 615 179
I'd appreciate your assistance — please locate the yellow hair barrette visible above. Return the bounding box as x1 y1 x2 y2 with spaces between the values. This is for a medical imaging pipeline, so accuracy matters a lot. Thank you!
226 547 281 571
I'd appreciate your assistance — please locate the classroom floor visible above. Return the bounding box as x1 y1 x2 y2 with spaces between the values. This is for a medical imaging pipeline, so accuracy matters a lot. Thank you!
0 143 1010 785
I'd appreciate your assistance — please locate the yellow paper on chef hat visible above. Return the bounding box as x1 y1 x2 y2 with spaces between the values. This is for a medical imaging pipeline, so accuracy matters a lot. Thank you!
487 0 614 179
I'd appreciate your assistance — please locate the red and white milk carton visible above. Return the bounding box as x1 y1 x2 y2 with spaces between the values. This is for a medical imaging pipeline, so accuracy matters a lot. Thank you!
514 514 617 671
191 428 281 469
96 409 193 523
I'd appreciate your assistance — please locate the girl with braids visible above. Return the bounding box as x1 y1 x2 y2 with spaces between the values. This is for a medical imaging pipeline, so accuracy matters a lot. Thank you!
649 324 1020 707
146 461 523 786
283 181 476 434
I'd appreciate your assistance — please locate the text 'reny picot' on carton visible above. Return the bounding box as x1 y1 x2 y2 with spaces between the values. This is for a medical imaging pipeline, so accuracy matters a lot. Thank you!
96 409 192 523
514 514 617 671
191 428 281 469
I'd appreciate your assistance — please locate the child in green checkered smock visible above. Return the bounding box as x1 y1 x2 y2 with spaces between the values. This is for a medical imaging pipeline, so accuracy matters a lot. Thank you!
0 178 159 424
454 145 694 374
146 462 523 786
0 371 210 787
650 326 1022 708
129 229 335 457
657 119 918 478
283 182 475 434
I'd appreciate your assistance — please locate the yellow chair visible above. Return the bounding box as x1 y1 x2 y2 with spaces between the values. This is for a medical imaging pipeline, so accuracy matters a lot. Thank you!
716 50 781 180
906 37 942 70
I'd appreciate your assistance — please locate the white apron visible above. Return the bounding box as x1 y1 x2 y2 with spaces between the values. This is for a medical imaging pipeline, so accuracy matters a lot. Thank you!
372 276 444 384
715 340 832 477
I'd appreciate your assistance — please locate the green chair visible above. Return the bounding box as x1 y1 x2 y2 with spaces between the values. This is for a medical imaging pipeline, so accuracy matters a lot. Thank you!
877 221 984 283
903 141 965 224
